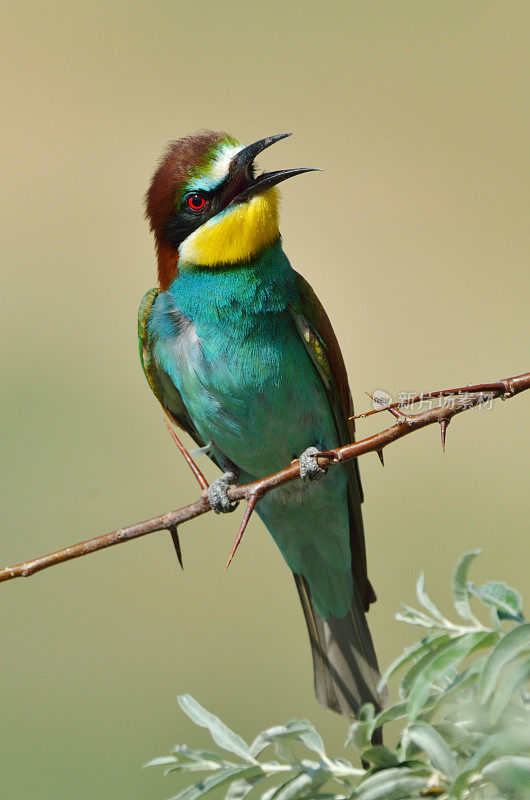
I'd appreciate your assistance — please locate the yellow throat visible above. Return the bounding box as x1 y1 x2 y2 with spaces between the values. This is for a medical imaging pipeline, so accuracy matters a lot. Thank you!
178 188 280 268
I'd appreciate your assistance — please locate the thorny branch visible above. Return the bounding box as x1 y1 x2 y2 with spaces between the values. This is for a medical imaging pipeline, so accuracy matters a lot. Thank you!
1 372 528 585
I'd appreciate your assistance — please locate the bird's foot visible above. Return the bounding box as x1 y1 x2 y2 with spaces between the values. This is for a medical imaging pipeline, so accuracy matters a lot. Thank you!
299 447 327 481
207 471 239 514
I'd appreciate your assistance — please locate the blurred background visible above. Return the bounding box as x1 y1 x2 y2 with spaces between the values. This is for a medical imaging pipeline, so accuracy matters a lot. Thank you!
2 1 529 798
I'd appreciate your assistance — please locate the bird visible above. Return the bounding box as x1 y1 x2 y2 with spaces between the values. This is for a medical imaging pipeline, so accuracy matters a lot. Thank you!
139 131 386 720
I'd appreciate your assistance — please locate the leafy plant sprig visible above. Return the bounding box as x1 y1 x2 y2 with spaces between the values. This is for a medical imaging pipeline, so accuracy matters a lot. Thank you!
148 552 530 800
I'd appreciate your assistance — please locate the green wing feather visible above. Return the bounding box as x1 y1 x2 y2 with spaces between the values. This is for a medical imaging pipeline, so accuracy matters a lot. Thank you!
138 288 207 449
290 272 376 610
138 288 164 399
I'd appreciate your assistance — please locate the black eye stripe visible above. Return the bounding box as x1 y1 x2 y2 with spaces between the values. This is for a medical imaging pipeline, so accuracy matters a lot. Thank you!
166 174 236 247
164 191 215 246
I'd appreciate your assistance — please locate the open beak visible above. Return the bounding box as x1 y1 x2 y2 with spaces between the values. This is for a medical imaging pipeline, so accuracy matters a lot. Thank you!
224 133 320 206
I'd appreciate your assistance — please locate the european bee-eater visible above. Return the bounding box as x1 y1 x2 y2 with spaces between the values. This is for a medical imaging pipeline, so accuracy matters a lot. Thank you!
139 131 385 718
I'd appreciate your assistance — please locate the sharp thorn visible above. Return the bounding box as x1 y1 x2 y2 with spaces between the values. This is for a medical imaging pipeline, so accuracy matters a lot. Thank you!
168 525 183 569
377 449 385 467
225 494 259 570
440 419 449 453
164 419 209 490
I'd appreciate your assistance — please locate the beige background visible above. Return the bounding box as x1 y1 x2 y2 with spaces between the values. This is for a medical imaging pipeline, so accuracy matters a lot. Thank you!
2 2 529 798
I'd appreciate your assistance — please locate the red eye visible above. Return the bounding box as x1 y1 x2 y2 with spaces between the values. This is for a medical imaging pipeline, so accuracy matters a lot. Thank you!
187 193 206 211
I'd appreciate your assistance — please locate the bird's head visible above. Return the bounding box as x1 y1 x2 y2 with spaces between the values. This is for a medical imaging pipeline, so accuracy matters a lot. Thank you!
145 131 317 288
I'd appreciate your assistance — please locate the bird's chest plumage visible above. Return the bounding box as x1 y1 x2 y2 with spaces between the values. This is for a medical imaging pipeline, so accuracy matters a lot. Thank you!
171 311 334 476
150 249 338 477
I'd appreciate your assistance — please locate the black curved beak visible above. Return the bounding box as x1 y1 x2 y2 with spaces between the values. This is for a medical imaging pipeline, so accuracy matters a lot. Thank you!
224 133 320 206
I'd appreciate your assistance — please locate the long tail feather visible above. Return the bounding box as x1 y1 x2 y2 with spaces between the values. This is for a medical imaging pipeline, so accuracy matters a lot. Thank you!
294 574 387 719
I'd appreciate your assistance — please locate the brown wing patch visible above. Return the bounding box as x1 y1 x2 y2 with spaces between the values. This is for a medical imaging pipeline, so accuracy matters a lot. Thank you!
291 272 375 611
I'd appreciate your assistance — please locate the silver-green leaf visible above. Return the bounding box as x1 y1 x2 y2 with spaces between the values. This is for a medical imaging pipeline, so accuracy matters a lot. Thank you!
407 631 494 718
177 696 253 762
452 550 481 621
378 634 449 693
268 770 325 800
406 721 457 776
488 657 530 723
361 745 399 768
478 623 530 703
416 572 446 623
481 755 530 800
352 768 427 800
169 766 263 800
249 720 321 759
224 773 266 800
471 581 524 622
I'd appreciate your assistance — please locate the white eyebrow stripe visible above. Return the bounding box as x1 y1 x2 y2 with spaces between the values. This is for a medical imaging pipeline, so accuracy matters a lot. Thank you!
185 143 243 192
210 143 243 180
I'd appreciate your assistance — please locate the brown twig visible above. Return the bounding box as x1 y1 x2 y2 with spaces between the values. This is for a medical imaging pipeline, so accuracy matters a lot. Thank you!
1 372 528 585
352 376 524 420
